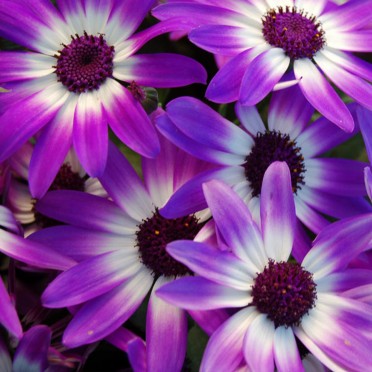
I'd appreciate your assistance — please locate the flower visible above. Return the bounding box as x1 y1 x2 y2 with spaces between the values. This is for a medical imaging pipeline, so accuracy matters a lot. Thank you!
5 142 106 235
30 132 217 370
157 162 372 371
156 87 370 260
0 0 207 192
153 0 372 131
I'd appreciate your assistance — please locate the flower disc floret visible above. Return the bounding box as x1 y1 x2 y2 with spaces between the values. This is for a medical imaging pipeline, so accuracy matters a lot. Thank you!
55 32 114 93
244 131 305 197
251 260 317 328
136 209 202 278
262 6 325 59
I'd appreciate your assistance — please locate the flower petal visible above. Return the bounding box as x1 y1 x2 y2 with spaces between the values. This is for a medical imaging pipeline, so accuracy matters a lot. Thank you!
261 162 296 262
239 48 290 106
156 276 251 310
294 58 354 132
147 277 188 372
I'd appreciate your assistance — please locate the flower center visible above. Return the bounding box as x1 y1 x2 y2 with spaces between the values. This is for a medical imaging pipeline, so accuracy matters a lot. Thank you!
244 131 305 197
136 209 202 278
251 260 317 327
34 164 86 227
55 32 114 93
262 6 325 59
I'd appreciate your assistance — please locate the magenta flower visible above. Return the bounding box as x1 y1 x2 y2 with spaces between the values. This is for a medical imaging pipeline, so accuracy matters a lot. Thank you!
156 88 370 257
157 162 372 371
30 134 216 370
0 0 206 190
154 0 372 130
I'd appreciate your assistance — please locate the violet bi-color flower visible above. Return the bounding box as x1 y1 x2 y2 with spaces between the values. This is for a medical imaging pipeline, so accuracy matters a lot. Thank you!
30 134 215 371
0 0 206 186
156 88 370 250
6 142 106 236
153 0 372 131
157 162 372 371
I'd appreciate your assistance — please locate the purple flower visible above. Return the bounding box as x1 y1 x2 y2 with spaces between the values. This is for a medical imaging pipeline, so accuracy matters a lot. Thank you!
6 142 106 235
156 89 370 260
154 0 372 131
157 162 372 371
30 134 216 370
0 0 206 189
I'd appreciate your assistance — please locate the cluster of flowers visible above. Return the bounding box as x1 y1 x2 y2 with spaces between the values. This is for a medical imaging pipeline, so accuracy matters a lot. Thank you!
0 0 371 370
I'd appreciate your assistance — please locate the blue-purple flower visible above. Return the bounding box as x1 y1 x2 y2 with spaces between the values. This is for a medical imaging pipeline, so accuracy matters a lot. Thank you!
156 87 370 258
157 162 372 371
154 0 372 131
0 0 206 190
29 133 217 370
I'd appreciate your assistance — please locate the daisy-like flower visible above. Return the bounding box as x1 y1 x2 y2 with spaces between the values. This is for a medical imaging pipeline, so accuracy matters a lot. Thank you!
6 142 106 235
153 0 372 131
29 132 219 370
0 0 206 192
156 86 370 257
157 162 372 371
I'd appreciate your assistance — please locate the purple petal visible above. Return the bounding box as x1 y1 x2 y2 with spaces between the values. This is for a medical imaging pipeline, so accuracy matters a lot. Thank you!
0 206 22 235
99 79 160 158
0 229 75 270
156 276 250 310
304 158 367 196
235 103 265 136
202 180 267 271
29 225 134 262
166 97 253 156
160 167 244 218
36 190 138 234
188 308 230 336
239 48 290 106
298 186 371 220
261 162 296 262
243 313 275 372
29 95 77 198
156 113 245 165
206 46 267 103
127 338 147 372
296 109 357 158
0 337 11 372
0 278 22 338
99 142 153 221
303 213 372 279
357 106 372 163
13 326 51 372
201 307 258 371
147 277 188 372
325 30 372 52
167 240 253 290
0 82 68 163
189 25 263 56
42 249 141 307
268 78 314 138
63 268 152 347
365 167 372 201
294 58 354 132
114 53 206 87
273 326 303 372
105 327 143 352
315 52 372 110
73 92 108 177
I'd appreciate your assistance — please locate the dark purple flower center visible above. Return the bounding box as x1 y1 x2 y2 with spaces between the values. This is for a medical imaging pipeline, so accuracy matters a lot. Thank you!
262 6 325 59
244 131 305 197
34 164 86 227
55 32 114 93
136 209 202 278
251 260 317 327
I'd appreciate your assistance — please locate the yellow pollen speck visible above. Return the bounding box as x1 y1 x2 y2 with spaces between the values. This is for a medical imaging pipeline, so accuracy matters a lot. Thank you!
88 330 94 335
344 339 351 346
283 27 287 31
184 223 189 227
155 230 160 235
282 289 287 294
